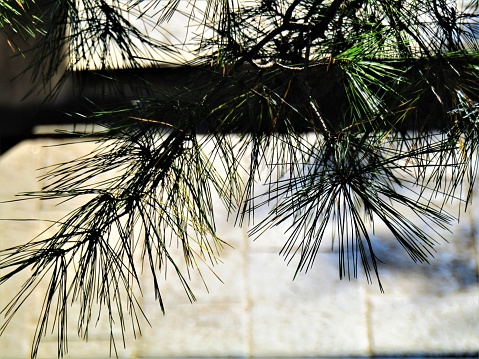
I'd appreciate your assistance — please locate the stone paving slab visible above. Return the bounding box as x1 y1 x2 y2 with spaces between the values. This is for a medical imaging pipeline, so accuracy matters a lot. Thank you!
369 289 479 356
248 252 370 357
1 139 478 358
136 303 249 358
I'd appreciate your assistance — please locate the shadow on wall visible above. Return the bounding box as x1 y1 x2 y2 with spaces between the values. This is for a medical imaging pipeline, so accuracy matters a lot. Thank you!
371 232 478 293
0 27 74 154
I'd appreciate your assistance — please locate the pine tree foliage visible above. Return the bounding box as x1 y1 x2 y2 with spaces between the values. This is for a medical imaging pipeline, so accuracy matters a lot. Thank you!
1 0 479 357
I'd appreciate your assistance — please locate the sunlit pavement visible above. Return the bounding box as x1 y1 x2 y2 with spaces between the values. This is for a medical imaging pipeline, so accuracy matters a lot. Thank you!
1 138 478 358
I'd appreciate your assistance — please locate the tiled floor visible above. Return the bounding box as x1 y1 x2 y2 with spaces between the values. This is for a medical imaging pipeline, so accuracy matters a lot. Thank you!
0 138 478 358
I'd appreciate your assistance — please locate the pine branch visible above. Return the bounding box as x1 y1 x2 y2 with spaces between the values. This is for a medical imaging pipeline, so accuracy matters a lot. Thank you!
1 1 479 357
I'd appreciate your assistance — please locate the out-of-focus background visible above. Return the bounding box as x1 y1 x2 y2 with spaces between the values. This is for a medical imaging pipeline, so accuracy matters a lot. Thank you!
1 136 478 359
1 2 478 357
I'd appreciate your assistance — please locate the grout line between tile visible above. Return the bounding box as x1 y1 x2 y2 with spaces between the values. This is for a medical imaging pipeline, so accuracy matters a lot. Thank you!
242 209 253 358
365 285 374 358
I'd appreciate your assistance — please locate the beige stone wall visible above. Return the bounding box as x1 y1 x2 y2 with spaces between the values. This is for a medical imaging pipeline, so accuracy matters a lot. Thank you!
0 138 478 358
